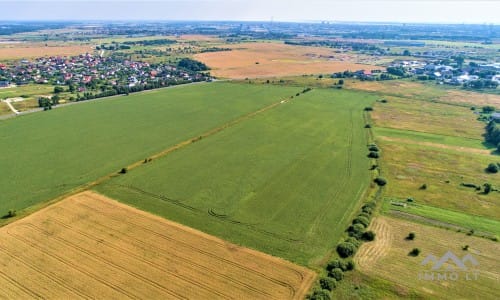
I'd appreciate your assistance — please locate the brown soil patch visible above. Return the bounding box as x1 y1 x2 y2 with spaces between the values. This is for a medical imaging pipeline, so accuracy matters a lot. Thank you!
378 136 492 155
0 45 91 60
195 42 384 79
0 191 315 299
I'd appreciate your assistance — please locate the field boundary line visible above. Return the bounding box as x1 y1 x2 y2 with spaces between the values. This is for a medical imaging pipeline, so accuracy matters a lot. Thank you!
0 92 295 228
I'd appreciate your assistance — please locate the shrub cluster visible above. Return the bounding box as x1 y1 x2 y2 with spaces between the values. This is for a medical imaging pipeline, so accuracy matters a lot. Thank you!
485 162 499 174
309 200 377 299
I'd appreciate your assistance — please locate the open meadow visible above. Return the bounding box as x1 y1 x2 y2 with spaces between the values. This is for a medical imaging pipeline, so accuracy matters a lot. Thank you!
95 88 377 266
0 83 299 219
194 42 384 79
351 216 500 300
0 191 315 299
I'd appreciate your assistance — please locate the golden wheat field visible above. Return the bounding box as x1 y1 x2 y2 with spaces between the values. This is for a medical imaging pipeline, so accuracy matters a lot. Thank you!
0 191 315 299
194 42 384 79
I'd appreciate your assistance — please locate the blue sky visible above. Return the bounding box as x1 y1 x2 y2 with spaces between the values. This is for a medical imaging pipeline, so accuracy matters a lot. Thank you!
0 1 498 24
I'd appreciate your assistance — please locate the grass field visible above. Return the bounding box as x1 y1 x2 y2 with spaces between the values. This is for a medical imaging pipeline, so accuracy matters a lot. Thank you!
382 199 500 238
194 42 384 79
377 139 499 219
351 216 500 300
347 80 500 107
0 83 300 218
371 96 485 140
0 84 54 100
0 191 315 299
94 88 377 266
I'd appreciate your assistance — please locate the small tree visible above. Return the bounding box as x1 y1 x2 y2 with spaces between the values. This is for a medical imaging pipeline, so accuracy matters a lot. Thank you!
368 151 379 158
309 289 332 300
483 183 492 194
328 268 344 281
345 259 355 271
362 230 376 241
409 248 421 256
406 232 416 240
119 167 128 174
364 107 373 111
337 242 357 258
338 79 344 85
353 216 370 228
319 277 337 291
374 177 387 186
54 86 64 93
486 163 499 173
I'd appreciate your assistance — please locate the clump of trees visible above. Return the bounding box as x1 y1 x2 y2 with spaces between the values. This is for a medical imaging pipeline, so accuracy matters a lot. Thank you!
177 58 209 72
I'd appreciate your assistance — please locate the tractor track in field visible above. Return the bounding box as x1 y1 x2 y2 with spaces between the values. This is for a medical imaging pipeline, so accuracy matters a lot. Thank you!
19 222 231 300
75 198 304 295
47 210 275 299
0 267 43 299
5 228 144 300
308 110 355 234
111 183 302 243
1 93 296 228
0 244 93 300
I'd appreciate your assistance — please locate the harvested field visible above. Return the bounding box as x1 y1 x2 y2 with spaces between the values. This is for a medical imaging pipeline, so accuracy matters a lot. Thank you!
0 45 91 60
0 191 315 299
194 42 384 79
355 216 500 299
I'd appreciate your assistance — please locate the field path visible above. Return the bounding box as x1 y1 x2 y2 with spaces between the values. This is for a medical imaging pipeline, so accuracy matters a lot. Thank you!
355 217 393 269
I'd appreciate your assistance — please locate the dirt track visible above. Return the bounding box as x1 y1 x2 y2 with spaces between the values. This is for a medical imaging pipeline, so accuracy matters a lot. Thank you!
0 191 315 299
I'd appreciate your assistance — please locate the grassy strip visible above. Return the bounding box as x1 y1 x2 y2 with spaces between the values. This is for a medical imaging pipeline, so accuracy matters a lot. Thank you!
382 198 500 238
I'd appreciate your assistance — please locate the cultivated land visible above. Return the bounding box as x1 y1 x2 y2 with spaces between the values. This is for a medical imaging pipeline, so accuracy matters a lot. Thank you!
353 216 500 300
0 83 300 218
194 42 385 79
95 88 377 266
0 191 316 299
0 44 91 60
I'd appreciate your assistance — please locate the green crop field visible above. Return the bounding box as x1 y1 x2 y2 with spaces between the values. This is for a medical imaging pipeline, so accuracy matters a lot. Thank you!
0 82 300 218
95 88 377 266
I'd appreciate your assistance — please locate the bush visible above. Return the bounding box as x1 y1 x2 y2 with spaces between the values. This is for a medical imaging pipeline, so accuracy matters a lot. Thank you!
309 289 332 300
362 230 376 241
368 145 379 152
4 209 16 218
337 242 357 258
362 206 373 214
345 259 355 271
374 177 387 186
353 216 370 228
364 107 374 111
119 167 128 174
462 245 469 251
380 99 388 103
358 212 371 219
420 183 427 190
486 163 499 173
365 124 372 128
328 268 344 281
346 237 362 247
367 151 380 158
348 223 366 238
406 232 416 240
483 183 492 194
409 248 421 256
319 277 337 291
326 259 345 271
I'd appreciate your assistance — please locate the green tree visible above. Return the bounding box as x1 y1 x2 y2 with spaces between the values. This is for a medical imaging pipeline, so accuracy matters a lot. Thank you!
486 163 499 173
54 86 64 93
